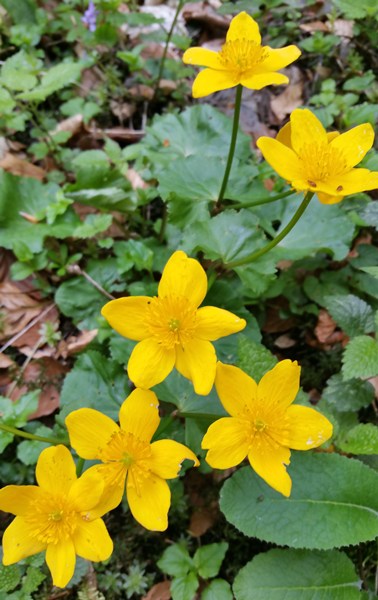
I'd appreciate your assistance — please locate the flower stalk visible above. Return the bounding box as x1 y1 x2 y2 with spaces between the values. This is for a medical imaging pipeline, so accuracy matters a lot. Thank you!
225 191 314 268
154 0 185 95
231 189 295 209
217 84 243 206
0 422 67 445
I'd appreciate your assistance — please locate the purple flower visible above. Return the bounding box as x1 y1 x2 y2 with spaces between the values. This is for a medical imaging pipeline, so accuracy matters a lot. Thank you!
81 1 99 33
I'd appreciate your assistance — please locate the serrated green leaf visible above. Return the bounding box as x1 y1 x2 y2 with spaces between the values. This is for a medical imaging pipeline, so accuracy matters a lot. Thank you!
59 350 127 420
332 0 378 18
323 373 374 412
114 239 153 273
324 294 375 337
157 544 193 578
237 337 278 381
338 424 378 455
194 542 228 579
202 579 233 600
220 453 378 549
72 214 112 238
0 563 21 592
342 336 378 380
233 549 361 600
22 566 46 594
170 572 199 600
17 62 83 102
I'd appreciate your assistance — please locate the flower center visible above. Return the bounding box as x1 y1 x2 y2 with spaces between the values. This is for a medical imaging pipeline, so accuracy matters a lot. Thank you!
26 495 77 544
254 419 266 432
146 295 197 349
219 39 268 75
298 142 349 185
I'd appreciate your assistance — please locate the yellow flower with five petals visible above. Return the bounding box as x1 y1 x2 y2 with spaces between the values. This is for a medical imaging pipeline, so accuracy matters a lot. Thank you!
256 108 378 204
0 445 113 588
182 12 301 98
202 360 333 497
101 250 246 395
66 388 199 531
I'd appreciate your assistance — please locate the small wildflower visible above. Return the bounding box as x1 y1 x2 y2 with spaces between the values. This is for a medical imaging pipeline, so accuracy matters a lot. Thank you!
182 12 301 97
66 388 199 531
202 360 333 496
256 108 378 204
0 446 113 588
101 250 246 395
82 1 98 33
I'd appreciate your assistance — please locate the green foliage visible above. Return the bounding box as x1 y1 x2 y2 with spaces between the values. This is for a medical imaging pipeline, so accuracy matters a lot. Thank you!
220 454 378 549
233 549 361 600
157 542 228 600
337 424 378 455
322 374 375 412
0 392 39 452
342 336 378 379
237 337 278 381
324 294 375 337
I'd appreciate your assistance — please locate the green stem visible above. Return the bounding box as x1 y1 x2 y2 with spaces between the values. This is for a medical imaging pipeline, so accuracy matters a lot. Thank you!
0 423 68 446
217 84 243 206
154 0 184 94
232 189 295 209
225 191 314 269
158 204 168 243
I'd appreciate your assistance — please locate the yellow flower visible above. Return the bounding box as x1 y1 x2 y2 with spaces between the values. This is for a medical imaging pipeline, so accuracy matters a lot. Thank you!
202 360 333 496
101 250 246 395
256 108 378 204
0 445 113 588
65 388 199 531
182 12 301 98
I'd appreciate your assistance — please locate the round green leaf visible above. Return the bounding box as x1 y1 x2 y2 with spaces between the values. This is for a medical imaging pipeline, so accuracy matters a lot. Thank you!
233 549 361 600
220 453 378 549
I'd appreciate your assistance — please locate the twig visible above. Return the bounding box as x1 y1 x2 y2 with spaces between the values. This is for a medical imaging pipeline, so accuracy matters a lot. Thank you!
67 265 115 300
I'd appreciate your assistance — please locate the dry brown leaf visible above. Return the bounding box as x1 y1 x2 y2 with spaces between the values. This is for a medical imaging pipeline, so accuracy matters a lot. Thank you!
142 581 171 600
126 168 148 190
367 376 378 399
0 353 15 368
0 281 46 342
0 153 46 180
271 83 303 121
182 3 230 31
299 21 328 33
315 309 337 344
89 127 145 142
128 83 155 100
274 334 297 349
13 307 59 354
329 19 354 38
52 114 84 138
158 79 178 93
8 358 69 418
110 100 136 122
189 507 217 537
57 329 98 358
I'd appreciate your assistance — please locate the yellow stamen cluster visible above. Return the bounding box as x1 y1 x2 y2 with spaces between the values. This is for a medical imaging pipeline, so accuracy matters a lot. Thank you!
219 39 268 75
146 295 197 349
298 142 348 185
26 496 77 544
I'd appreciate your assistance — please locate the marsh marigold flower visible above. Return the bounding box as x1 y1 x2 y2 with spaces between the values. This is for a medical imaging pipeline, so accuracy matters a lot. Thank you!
101 250 246 395
257 108 378 204
66 388 199 531
202 360 333 496
0 445 113 588
182 12 301 98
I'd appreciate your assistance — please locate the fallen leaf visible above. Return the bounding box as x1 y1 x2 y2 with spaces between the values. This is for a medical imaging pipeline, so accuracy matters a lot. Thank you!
51 114 84 138
8 358 69 419
299 21 328 33
126 168 148 190
0 353 15 368
189 507 217 537
0 281 46 343
274 333 297 349
0 153 46 180
329 19 354 38
271 82 303 121
110 100 136 122
314 309 337 344
142 581 171 600
57 329 98 358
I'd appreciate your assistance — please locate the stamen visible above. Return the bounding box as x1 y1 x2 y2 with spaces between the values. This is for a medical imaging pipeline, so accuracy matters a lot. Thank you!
146 295 197 349
219 38 268 74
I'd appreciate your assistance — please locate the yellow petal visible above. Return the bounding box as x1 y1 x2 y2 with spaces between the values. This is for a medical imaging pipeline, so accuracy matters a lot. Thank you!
2 517 46 564
327 131 340 142
68 469 104 512
158 251 208 307
192 68 238 98
258 45 301 72
226 12 261 44
279 405 333 450
316 192 343 205
330 123 374 169
290 109 327 154
0 485 43 516
182 47 225 69
257 360 300 410
215 362 257 417
149 440 199 479
196 306 246 341
72 518 113 562
128 338 175 389
241 71 289 90
126 471 170 531
276 121 292 148
119 388 160 441
248 437 292 496
87 465 126 519
66 409 119 460
46 539 76 588
175 338 216 395
320 168 378 196
202 417 249 468
101 296 151 341
36 445 76 495
256 137 303 182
